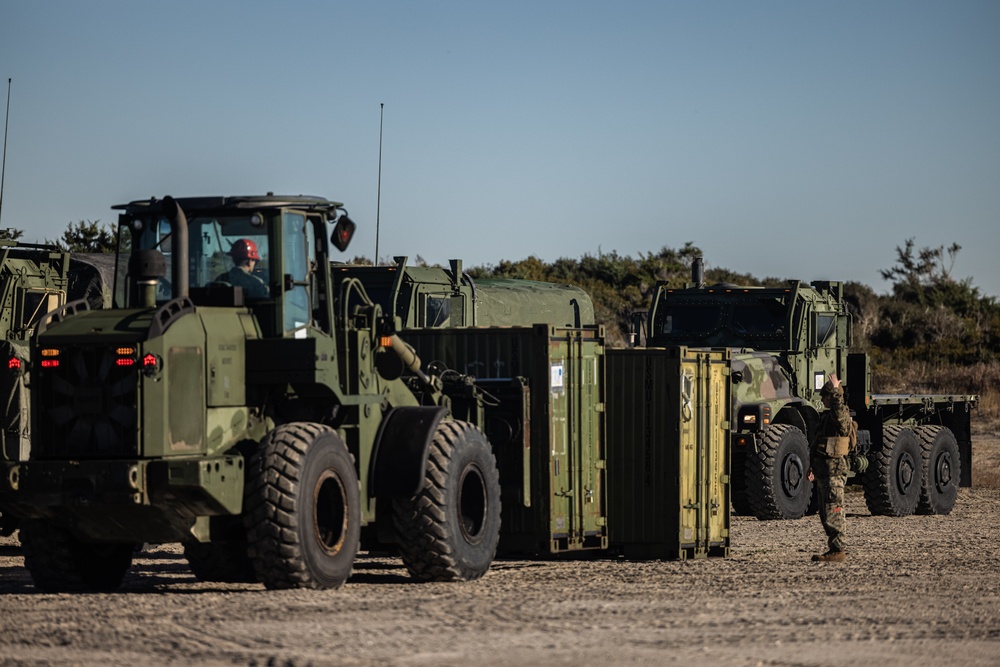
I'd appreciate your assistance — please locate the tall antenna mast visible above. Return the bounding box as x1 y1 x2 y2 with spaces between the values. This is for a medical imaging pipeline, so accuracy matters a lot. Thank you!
0 78 11 227
374 102 384 265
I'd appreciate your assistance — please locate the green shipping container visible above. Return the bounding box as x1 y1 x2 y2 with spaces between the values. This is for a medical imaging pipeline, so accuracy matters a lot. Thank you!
605 347 730 559
403 325 607 555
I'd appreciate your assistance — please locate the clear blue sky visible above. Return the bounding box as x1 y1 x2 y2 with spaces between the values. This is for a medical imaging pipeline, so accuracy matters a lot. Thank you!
3 1 999 297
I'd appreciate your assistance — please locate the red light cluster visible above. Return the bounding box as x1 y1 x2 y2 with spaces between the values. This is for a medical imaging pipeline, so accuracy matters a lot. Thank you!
7 357 20 370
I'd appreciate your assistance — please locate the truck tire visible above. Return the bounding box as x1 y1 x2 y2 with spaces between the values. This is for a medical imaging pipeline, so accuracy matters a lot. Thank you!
244 422 361 590
863 425 921 517
745 423 812 520
730 449 752 515
19 520 135 592
916 425 961 515
392 420 501 581
183 540 258 583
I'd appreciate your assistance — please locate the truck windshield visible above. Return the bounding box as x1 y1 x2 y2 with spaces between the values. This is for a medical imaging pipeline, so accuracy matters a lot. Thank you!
654 304 722 337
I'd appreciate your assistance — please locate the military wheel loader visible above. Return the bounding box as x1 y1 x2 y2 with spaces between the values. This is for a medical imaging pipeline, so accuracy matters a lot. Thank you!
5 195 501 592
638 258 975 521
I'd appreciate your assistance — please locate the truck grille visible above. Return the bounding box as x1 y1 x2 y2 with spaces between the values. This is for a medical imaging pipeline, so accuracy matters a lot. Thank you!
35 345 139 459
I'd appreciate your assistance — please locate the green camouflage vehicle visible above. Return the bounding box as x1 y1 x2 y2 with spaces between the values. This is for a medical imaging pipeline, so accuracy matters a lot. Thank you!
7 195 501 592
641 258 975 521
334 256 595 330
0 240 74 535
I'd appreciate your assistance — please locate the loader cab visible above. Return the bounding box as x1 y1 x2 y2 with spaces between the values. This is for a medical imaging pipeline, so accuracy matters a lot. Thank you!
113 195 355 339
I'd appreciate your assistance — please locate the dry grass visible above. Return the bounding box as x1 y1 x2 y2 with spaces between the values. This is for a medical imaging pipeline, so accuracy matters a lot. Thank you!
873 360 1000 434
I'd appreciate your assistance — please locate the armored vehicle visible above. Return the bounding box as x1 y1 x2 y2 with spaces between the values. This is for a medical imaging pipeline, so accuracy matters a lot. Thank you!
0 240 74 535
7 195 501 592
641 258 975 521
334 256 595 330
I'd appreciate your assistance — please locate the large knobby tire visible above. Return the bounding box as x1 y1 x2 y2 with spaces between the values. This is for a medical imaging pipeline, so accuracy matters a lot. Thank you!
183 540 258 583
745 423 812 520
863 425 921 517
730 448 752 516
916 425 961 515
244 422 361 590
392 420 501 582
19 520 135 592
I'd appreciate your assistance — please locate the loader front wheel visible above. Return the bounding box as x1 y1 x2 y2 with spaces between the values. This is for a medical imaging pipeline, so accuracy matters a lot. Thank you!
244 422 361 590
392 420 501 582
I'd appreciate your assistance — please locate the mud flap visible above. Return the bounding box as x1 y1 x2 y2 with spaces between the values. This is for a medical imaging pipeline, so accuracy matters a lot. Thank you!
370 406 448 497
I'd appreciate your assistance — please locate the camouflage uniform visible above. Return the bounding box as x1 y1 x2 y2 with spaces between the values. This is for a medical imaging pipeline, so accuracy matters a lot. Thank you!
811 383 852 555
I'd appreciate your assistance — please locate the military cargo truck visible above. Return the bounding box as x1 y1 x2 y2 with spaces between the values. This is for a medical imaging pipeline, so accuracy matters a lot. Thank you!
0 240 74 535
6 195 502 592
640 258 975 521
335 256 595 329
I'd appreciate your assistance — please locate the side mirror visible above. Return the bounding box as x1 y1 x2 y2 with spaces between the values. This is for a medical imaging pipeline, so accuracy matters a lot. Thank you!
331 214 356 252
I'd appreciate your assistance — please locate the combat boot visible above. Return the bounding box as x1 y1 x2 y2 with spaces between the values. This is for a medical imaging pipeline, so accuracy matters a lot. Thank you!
811 550 846 563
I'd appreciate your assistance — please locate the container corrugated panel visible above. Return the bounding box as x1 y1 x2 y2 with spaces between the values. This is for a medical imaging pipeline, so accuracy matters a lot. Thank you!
403 325 607 555
605 347 730 559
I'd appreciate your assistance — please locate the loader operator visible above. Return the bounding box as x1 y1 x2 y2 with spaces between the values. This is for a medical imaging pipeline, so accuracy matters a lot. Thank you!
217 238 269 299
807 374 852 563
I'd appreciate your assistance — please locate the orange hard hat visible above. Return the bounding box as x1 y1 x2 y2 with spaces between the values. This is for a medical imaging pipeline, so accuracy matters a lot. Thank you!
230 238 261 261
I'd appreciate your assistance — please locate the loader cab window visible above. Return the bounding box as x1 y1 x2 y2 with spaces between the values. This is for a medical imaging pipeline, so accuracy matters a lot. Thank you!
18 289 63 334
282 212 313 337
123 214 272 304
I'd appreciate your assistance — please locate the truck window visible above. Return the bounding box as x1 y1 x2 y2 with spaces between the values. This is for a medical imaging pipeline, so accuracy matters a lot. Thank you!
814 313 837 346
656 304 721 337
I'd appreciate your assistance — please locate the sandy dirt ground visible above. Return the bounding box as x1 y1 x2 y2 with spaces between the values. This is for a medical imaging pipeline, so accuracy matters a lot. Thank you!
1 437 998 667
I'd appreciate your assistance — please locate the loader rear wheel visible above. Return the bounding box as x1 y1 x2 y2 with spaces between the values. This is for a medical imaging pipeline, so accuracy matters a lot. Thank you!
392 420 501 582
916 425 961 515
863 425 921 517
244 422 361 590
19 520 134 593
183 540 258 583
745 424 812 520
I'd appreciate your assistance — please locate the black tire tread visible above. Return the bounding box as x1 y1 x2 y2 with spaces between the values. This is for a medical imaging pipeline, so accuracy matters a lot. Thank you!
862 424 919 517
244 421 356 590
20 520 133 593
745 423 810 521
183 540 258 583
916 425 961 516
392 421 500 582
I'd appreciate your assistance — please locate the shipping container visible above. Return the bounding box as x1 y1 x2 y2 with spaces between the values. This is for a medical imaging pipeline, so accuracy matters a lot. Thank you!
605 347 730 559
404 325 607 555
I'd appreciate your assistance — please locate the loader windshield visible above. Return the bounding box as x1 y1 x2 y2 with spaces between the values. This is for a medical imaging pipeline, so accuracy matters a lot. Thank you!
119 213 273 304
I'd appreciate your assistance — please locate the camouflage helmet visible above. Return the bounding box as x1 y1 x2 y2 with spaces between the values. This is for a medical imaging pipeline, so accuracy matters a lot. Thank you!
820 379 837 397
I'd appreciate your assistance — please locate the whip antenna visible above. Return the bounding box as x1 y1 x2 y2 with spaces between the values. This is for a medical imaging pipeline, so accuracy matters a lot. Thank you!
375 102 384 265
0 78 11 227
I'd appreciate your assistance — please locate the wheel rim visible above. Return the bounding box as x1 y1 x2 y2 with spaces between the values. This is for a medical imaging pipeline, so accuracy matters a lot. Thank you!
313 469 348 556
935 450 953 493
781 452 806 499
458 463 488 544
896 451 917 495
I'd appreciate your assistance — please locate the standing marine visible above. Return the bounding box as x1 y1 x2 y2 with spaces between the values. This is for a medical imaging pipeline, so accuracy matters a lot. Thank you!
807 373 853 563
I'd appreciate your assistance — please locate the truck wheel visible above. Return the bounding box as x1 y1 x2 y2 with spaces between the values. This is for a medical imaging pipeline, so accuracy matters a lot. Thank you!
863 425 921 516
745 423 812 520
916 425 961 515
244 422 361 590
392 420 501 581
183 540 258 583
730 449 752 515
19 520 134 592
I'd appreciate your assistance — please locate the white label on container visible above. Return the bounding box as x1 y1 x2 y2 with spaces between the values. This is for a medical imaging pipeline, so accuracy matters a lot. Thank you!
551 364 564 389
